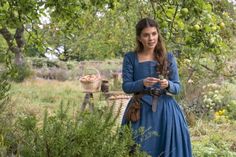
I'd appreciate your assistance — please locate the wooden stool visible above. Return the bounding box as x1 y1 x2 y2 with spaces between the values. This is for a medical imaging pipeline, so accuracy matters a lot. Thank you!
80 92 95 112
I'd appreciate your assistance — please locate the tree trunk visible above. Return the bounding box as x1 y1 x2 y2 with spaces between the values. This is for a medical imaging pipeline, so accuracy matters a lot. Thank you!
15 50 24 66
0 26 25 66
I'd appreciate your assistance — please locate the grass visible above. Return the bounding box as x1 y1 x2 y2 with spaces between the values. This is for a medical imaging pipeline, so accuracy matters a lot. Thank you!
9 79 86 119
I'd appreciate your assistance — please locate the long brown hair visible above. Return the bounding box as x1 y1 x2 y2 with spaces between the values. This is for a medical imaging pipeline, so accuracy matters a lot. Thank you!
135 18 169 78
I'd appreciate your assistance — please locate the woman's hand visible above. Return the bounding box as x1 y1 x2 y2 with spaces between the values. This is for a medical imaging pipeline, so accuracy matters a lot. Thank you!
143 77 159 87
159 79 169 89
143 77 169 89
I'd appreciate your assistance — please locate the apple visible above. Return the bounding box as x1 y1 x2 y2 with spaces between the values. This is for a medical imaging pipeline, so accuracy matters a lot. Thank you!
161 21 168 27
211 26 217 31
209 38 215 44
206 14 212 19
219 22 225 29
181 8 189 15
222 12 229 17
193 24 200 31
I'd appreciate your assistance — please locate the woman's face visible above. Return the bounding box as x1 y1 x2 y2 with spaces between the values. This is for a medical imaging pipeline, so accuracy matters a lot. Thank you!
138 26 158 51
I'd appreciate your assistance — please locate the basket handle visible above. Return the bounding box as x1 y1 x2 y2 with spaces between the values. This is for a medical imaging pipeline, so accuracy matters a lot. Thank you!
82 67 101 78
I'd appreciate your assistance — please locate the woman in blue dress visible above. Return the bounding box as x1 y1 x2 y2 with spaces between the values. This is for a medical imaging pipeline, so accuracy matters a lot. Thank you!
121 18 192 157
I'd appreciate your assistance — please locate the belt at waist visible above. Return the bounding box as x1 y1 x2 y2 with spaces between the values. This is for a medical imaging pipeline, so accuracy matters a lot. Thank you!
135 88 165 96
133 88 172 112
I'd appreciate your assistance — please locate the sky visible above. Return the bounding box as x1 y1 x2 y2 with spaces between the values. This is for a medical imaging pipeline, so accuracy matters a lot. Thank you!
228 0 236 4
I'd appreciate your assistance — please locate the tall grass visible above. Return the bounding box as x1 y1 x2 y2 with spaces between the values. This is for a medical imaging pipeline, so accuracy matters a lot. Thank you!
10 79 85 118
3 101 148 157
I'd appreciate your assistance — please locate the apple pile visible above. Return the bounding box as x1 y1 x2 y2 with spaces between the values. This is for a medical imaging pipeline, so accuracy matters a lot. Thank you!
79 74 99 83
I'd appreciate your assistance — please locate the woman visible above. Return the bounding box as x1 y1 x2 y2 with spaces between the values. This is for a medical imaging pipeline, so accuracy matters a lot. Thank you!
121 18 192 157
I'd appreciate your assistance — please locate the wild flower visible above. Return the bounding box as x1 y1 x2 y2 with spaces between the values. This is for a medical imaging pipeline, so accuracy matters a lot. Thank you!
214 109 229 123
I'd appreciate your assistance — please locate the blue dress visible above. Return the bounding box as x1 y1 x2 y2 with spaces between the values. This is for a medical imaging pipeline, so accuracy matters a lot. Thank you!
121 52 192 157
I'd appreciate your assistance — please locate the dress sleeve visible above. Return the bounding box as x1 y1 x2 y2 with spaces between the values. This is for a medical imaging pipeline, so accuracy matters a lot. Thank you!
167 53 181 95
122 53 144 94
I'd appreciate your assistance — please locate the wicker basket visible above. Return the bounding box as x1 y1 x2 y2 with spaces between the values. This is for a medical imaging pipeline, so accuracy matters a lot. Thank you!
79 68 101 93
107 91 132 125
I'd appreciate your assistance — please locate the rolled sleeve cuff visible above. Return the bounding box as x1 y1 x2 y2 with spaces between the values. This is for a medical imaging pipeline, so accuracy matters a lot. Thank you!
136 79 145 91
167 80 180 94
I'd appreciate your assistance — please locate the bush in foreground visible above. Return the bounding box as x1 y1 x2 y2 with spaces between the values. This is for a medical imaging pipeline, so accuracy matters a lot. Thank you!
2 102 148 157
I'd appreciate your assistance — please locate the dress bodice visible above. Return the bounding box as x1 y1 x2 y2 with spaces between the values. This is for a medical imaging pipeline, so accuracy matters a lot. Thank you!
122 51 180 95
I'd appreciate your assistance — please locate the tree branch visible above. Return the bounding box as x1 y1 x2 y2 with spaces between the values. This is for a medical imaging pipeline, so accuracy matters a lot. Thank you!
149 1 157 18
15 25 25 48
0 28 14 46
168 4 179 41
0 28 20 53
187 66 196 81
200 64 236 77
157 2 168 18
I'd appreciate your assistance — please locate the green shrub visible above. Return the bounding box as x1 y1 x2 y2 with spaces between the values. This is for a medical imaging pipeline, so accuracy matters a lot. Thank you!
0 53 4 63
5 102 148 157
0 71 10 112
11 64 32 82
46 60 59 68
31 58 60 69
24 44 43 57
226 100 236 120
31 58 45 68
192 134 236 157
0 54 14 156
0 53 12 112
66 62 75 70
190 83 232 118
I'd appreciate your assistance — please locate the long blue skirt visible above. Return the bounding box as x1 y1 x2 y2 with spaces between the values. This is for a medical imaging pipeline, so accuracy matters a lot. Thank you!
121 95 193 157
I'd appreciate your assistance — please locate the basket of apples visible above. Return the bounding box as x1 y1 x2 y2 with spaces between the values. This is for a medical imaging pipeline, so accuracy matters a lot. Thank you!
79 68 101 93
